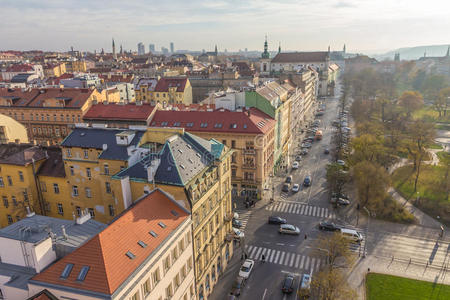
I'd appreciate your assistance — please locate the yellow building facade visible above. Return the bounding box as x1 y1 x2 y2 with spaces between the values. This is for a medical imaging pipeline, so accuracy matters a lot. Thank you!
44 63 67 77
135 77 193 105
0 114 29 144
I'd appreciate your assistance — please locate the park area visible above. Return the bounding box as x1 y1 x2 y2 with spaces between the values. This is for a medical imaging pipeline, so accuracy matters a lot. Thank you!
366 273 450 300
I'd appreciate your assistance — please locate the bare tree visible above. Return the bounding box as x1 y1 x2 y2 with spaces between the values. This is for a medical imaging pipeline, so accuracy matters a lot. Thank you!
310 268 357 300
315 232 354 269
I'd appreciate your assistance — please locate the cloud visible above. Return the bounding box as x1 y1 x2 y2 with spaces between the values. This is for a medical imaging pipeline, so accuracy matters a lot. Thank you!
333 1 357 8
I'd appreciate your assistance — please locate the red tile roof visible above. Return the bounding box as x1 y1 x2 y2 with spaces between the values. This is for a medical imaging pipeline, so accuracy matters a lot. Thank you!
83 102 156 121
154 77 188 92
31 189 189 295
99 74 134 83
27 289 58 300
150 107 275 134
5 64 34 72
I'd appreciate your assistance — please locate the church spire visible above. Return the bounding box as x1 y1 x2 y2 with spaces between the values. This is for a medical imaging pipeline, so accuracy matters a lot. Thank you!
343 44 346 54
214 45 218 56
261 35 270 59
278 42 281 54
112 38 117 59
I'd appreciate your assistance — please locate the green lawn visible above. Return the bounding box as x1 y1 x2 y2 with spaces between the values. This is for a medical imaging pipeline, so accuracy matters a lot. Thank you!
413 107 450 123
437 151 450 165
367 273 450 300
392 164 449 225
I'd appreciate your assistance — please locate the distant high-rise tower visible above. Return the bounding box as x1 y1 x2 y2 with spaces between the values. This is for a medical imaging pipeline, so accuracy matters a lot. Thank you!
120 44 123 55
137 42 145 55
328 45 330 53
170 42 174 53
149 44 155 53
112 38 117 59
278 42 281 54
343 44 346 54
215 45 218 56
394 53 400 61
261 35 270 59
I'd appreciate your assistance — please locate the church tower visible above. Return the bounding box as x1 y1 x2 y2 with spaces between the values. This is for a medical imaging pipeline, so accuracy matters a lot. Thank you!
343 44 346 54
214 45 218 56
260 35 271 75
112 38 117 60
278 42 281 54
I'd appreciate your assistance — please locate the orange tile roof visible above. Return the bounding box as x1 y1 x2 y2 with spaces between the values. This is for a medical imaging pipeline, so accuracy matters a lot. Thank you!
31 189 189 295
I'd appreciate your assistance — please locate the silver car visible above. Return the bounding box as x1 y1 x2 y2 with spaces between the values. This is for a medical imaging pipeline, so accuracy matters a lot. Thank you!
279 224 301 235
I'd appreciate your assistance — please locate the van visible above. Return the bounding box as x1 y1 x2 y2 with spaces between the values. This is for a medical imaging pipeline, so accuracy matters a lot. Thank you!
340 228 363 243
315 130 323 140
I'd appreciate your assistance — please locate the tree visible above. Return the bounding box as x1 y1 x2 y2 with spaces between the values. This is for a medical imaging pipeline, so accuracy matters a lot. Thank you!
434 87 450 117
310 268 357 300
421 74 447 102
404 120 435 191
353 161 390 208
315 232 353 269
350 134 392 167
326 163 350 195
398 91 424 117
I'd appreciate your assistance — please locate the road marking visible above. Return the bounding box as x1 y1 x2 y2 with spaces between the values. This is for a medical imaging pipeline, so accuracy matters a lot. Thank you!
295 254 301 268
312 206 317 216
300 205 306 214
274 251 280 263
285 252 291 265
308 206 313 215
300 256 305 268
269 249 276 262
279 252 285 264
247 245 254 254
296 205 301 214
255 247 263 259
311 258 316 271
262 288 267 300
276 243 285 246
290 253 296 267
304 256 310 269
250 246 258 258
316 258 322 271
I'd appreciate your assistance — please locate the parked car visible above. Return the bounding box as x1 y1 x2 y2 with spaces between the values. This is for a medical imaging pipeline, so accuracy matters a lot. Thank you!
268 216 287 224
340 228 363 243
332 192 349 200
282 183 290 193
303 137 314 143
292 184 300 193
232 218 242 228
303 176 312 187
295 155 302 162
281 274 295 293
331 197 350 206
279 224 300 235
239 259 255 278
319 221 340 231
336 160 345 166
299 273 312 297
285 176 293 184
292 162 299 169
233 228 245 240
301 149 309 155
230 276 245 296
301 142 312 148
324 148 330 154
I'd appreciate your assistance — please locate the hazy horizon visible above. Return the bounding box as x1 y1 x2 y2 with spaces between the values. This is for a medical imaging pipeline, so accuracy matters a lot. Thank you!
1 0 450 54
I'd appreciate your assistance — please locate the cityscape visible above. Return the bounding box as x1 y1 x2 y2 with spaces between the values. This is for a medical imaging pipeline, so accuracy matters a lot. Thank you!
0 1 449 300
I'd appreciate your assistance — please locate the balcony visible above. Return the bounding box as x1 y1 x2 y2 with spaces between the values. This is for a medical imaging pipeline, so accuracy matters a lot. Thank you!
243 149 256 155
242 164 257 170
223 212 233 222
225 231 234 243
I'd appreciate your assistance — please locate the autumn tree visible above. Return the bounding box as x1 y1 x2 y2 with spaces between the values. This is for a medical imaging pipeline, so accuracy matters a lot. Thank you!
434 87 450 117
398 91 424 117
310 268 357 300
315 232 353 269
350 134 392 167
353 161 390 208
326 163 350 195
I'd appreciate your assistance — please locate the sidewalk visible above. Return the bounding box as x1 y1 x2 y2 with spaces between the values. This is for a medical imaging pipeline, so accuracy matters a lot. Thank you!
347 255 450 299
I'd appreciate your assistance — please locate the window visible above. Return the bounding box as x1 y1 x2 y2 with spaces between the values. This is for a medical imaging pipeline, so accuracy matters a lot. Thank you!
76 206 81 216
179 239 185 253
104 164 109 175
31 113 34 120
86 168 91 178
12 196 17 206
105 182 111 193
174 273 180 289
23 191 28 201
158 221 166 228
60 263 74 279
66 115 70 122
60 114 64 121
152 268 161 285
142 278 151 296
0 177 3 187
76 266 90 281
231 140 236 148
53 183 60 194
83 149 89 159
7 215 13 224
131 292 139 300
18 171 24 182
163 256 171 273
165 283 173 298
88 208 95 217
47 114 50 121
67 149 72 157
55 127 60 137
108 204 115 216
57 203 64 215
2 196 8 208
7 176 12 186
70 166 74 176
222 140 226 145
53 114 57 121
72 185 78 196
172 246 178 262
85 187 91 198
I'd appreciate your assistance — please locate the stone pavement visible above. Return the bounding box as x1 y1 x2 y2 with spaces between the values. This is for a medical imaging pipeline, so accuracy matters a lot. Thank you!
348 254 450 299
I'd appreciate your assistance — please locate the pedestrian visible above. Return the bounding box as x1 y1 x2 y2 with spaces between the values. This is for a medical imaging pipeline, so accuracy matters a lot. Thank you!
261 254 265 262
241 254 244 260
304 234 307 240
245 253 248 260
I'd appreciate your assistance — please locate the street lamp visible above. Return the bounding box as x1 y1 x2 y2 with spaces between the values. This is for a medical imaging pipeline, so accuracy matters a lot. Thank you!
363 207 370 258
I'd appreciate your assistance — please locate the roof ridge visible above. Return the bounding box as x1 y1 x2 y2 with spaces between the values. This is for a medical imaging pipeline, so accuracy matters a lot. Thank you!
163 142 184 185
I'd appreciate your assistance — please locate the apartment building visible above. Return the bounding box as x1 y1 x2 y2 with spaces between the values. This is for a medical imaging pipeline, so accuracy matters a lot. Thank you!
28 189 195 300
135 77 193 105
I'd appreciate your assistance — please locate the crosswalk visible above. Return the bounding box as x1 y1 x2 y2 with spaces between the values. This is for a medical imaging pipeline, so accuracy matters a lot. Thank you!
235 209 252 230
266 202 336 219
245 245 324 272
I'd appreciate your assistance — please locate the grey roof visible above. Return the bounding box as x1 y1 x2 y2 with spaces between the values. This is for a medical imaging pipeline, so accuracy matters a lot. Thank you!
11 73 33 83
0 262 36 290
60 128 145 161
115 133 224 186
0 214 106 249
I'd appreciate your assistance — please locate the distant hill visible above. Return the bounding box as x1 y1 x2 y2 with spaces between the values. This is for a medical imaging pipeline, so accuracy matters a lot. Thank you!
373 44 450 61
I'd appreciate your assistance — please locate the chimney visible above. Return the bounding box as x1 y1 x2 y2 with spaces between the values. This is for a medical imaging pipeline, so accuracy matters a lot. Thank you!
26 206 35 218
247 110 251 117
61 225 68 240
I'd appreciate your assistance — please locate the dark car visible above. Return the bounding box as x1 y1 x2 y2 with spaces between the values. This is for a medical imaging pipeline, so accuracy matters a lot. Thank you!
301 149 309 155
282 274 295 293
230 276 245 296
282 183 290 193
332 192 349 200
295 155 302 162
324 148 330 154
319 221 340 231
268 216 287 225
303 176 312 187
232 218 242 228
285 176 293 184
303 137 314 143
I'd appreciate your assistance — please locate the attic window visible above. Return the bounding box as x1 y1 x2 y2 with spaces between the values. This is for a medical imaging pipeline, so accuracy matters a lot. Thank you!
149 230 158 237
151 122 156 126
138 240 147 248
158 222 167 228
171 210 179 216
76 266 90 281
173 122 181 126
161 122 168 126
243 124 248 129
200 122 208 128
178 149 183 154
230 123 237 129
186 122 194 127
126 251 136 259
180 164 185 169
214 123 222 128
60 263 74 279
186 144 192 149
196 153 201 158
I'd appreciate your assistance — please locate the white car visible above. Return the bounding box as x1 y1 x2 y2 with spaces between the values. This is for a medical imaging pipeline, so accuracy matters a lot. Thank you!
279 224 301 235
292 184 300 193
292 162 299 169
239 259 255 279
233 228 244 240
337 160 346 166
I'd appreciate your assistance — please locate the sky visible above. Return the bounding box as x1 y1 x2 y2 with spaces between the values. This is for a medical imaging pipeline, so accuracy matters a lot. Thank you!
1 0 450 54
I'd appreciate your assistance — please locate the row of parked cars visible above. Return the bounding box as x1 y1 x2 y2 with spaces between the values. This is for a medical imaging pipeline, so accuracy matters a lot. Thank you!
318 220 363 243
